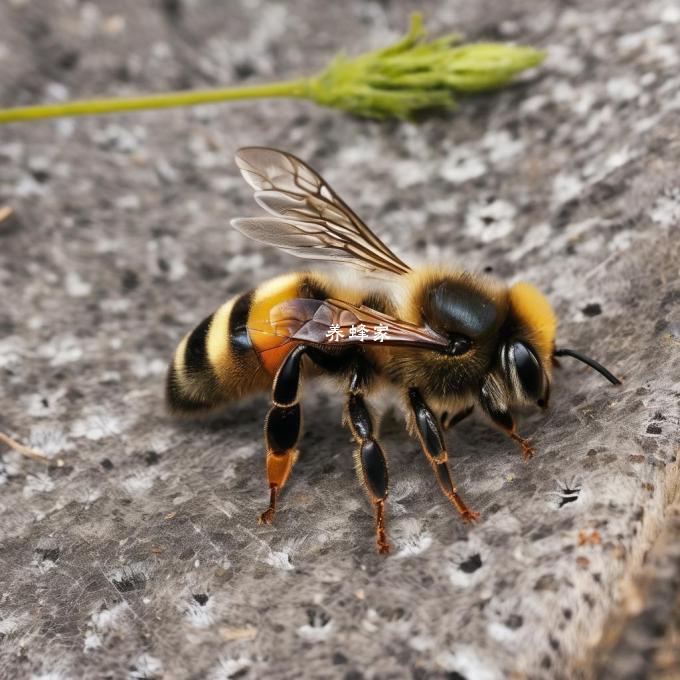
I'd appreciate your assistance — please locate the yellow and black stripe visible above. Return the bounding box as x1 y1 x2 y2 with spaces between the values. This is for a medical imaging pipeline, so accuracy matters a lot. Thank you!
166 288 262 413
166 272 333 415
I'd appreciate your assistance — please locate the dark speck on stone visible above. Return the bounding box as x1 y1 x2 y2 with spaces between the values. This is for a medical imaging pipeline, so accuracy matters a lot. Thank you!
30 167 50 183
534 574 559 592
333 652 348 665
58 49 79 70
162 0 183 20
121 269 139 291
558 484 581 508
582 303 602 317
179 548 195 560
447 672 468 680
233 60 256 80
193 593 209 606
459 553 482 573
343 671 364 680
646 424 662 435
113 571 146 593
198 261 224 281
145 450 160 465
36 547 60 562
66 387 84 401
100 458 114 470
291 114 310 127
506 614 523 629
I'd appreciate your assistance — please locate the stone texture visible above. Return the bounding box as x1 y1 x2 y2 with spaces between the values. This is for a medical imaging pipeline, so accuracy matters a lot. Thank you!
0 1 679 679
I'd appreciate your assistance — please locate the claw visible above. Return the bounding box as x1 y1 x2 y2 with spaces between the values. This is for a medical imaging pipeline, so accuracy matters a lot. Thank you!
258 507 276 525
510 432 535 462
258 486 278 525
461 509 480 523
377 540 392 555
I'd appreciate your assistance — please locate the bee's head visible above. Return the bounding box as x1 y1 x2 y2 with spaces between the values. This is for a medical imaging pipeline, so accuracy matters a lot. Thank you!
407 270 619 405
496 282 620 410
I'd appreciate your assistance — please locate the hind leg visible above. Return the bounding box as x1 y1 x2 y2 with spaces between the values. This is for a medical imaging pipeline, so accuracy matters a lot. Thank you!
258 345 307 525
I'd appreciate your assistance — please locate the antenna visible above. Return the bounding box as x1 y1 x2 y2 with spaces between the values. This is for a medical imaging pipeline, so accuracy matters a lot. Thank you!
553 348 621 385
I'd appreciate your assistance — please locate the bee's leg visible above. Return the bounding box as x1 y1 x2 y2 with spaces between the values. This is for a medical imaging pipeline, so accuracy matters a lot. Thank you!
509 430 535 461
345 389 391 554
479 388 535 461
259 345 307 525
407 388 480 523
440 405 474 431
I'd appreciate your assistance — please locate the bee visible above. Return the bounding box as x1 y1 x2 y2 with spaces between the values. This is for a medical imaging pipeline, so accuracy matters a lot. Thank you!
167 147 621 554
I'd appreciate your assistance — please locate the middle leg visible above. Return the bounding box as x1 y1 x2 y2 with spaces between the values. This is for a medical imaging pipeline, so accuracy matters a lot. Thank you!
407 388 479 523
345 384 391 554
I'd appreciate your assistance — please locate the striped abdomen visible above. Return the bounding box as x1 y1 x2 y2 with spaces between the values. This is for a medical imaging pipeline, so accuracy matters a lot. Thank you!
166 273 330 414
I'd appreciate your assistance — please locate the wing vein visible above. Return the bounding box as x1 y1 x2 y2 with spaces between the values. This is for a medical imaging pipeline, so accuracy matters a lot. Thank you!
231 147 411 276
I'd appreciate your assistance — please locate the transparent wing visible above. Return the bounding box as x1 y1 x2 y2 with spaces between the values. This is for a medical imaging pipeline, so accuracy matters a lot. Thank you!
231 147 411 276
254 298 449 350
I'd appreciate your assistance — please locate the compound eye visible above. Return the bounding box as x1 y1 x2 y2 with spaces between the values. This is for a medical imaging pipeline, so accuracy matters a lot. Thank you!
506 341 544 400
448 335 471 356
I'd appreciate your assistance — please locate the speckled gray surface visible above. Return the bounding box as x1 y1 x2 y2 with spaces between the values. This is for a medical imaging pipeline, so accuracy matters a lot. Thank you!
1 1 679 679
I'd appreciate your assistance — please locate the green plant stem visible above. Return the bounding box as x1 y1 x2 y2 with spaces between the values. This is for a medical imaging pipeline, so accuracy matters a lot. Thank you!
0 78 311 124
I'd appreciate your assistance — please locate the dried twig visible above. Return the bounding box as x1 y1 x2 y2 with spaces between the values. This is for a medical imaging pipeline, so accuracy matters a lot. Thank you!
0 431 63 466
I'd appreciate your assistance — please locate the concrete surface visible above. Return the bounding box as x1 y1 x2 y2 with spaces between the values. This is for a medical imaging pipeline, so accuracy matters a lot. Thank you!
0 1 679 678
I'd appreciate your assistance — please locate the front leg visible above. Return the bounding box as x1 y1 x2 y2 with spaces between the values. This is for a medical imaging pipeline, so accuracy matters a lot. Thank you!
479 384 535 461
345 387 391 554
407 388 479 523
259 345 306 525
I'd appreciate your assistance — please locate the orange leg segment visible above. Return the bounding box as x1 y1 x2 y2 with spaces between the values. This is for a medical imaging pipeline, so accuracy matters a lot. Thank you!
510 431 535 462
259 449 298 525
